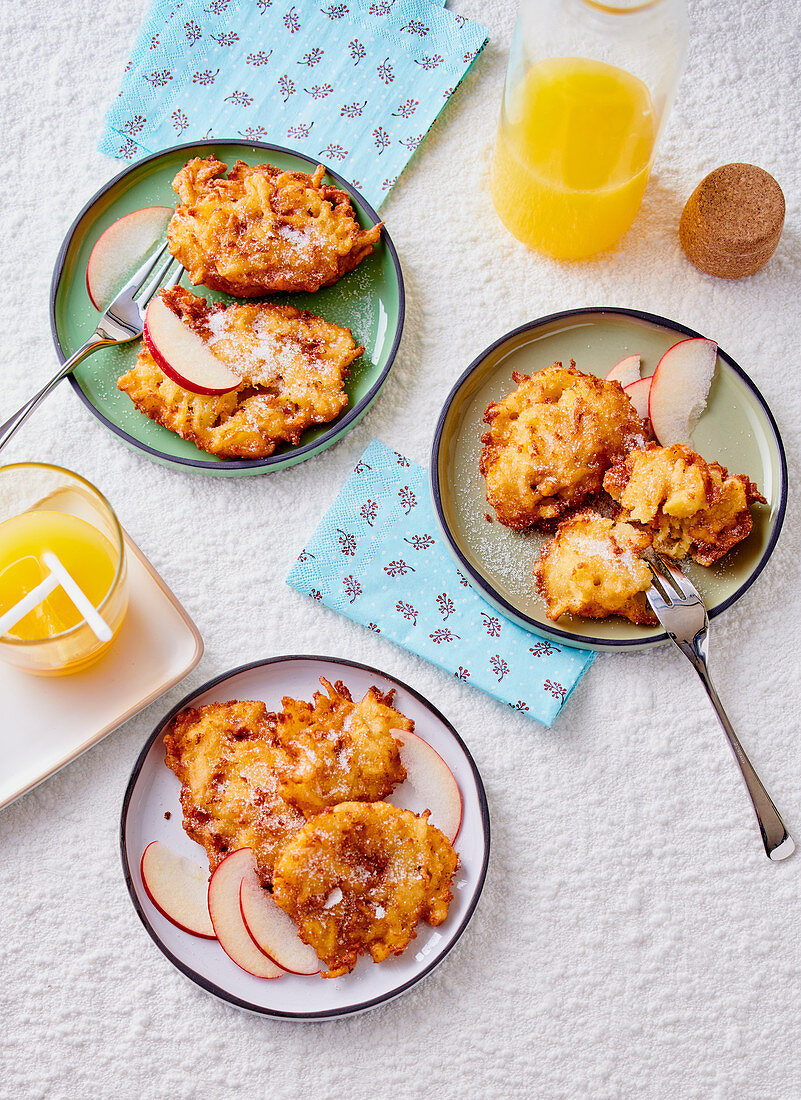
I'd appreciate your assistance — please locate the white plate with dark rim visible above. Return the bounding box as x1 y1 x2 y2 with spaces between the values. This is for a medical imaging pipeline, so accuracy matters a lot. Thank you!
120 654 490 1020
430 307 787 652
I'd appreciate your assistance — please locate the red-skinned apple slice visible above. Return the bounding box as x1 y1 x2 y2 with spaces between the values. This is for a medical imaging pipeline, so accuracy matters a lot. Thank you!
624 377 652 421
144 296 241 396
648 337 717 446
140 840 215 939
606 354 641 389
240 869 321 976
387 729 462 843
208 849 284 978
86 206 173 310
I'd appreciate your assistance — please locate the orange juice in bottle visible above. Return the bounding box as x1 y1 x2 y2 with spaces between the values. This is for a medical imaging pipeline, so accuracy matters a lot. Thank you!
490 0 688 260
492 57 656 259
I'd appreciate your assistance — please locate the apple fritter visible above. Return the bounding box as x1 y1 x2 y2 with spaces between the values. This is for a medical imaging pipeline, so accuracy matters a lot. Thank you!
480 362 647 529
272 801 459 978
167 156 381 296
534 509 657 624
164 680 412 885
117 286 361 459
603 444 766 566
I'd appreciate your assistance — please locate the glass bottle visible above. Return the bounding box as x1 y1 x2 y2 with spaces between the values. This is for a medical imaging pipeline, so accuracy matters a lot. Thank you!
491 0 689 260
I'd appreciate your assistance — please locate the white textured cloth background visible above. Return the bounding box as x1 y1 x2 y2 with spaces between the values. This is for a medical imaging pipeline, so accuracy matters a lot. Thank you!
1 1 799 1097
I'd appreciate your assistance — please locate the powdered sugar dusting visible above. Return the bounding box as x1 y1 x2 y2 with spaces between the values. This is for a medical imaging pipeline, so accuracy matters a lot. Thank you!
277 222 319 261
206 310 309 387
323 887 343 909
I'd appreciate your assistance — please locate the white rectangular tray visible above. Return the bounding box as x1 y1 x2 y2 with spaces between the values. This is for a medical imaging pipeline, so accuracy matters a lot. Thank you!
0 531 203 810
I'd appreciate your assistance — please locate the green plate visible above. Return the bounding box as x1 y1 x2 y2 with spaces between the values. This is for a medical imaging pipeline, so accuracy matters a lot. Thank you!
50 140 404 476
431 308 787 652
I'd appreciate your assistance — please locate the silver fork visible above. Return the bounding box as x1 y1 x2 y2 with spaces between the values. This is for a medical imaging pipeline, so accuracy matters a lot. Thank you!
0 242 184 452
646 554 794 861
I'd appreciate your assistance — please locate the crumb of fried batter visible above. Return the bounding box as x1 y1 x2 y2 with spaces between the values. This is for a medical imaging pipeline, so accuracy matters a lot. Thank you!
167 156 381 296
163 680 412 885
117 286 361 459
480 362 647 530
534 509 657 624
603 444 766 566
271 801 458 978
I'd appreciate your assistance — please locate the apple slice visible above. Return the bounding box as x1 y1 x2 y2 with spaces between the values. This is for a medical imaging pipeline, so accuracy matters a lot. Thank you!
648 338 717 446
140 840 216 938
86 206 173 310
143 295 241 395
606 354 641 389
208 849 284 979
624 377 652 421
240 870 321 976
386 729 462 843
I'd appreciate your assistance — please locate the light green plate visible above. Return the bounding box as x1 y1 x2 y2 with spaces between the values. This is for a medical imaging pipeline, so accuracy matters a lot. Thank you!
50 140 404 476
431 308 787 651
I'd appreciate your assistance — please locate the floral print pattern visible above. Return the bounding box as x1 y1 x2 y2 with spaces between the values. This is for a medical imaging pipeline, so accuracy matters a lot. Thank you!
286 442 595 726
101 0 490 210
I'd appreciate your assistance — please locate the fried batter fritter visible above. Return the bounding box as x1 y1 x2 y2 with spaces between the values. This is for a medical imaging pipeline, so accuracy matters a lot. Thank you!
603 444 766 566
163 680 411 885
118 286 361 459
272 801 459 978
480 363 647 529
534 509 657 624
167 157 381 296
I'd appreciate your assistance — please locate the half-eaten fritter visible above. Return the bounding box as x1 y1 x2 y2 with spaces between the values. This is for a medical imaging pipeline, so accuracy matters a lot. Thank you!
167 156 381 296
272 801 459 978
163 680 412 885
533 509 657 624
480 362 647 529
118 286 361 459
603 444 766 566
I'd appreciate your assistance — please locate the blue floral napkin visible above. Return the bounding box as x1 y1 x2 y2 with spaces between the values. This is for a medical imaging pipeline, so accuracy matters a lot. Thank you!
100 0 490 209
287 442 595 726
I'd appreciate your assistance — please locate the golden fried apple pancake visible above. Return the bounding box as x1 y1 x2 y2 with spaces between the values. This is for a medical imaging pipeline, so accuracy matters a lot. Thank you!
272 801 458 978
164 680 411 885
165 700 303 885
118 286 361 459
275 680 411 818
534 509 657 624
480 363 647 529
603 444 766 566
168 156 381 296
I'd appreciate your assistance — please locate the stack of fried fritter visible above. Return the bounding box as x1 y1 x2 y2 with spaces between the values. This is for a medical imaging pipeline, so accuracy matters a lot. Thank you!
480 362 766 624
164 679 458 978
118 156 381 459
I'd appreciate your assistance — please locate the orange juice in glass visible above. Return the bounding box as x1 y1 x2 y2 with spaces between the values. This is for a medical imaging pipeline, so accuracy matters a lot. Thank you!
491 0 688 260
0 465 128 675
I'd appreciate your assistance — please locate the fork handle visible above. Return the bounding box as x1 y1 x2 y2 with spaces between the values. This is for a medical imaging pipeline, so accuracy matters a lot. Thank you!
0 336 111 453
694 663 794 861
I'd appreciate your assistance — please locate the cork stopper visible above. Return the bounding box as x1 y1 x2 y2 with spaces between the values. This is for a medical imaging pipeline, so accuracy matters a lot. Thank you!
679 163 784 279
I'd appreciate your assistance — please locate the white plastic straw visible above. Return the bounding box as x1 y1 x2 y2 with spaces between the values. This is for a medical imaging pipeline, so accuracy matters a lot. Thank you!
41 552 113 643
0 572 60 637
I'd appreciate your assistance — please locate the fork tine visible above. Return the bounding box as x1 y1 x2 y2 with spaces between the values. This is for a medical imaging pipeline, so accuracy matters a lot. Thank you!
654 554 702 602
161 262 185 294
648 553 684 598
646 567 672 605
136 252 178 305
124 240 171 297
645 570 674 619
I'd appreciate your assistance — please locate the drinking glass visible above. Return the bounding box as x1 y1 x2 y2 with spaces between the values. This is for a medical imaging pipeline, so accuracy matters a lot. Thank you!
491 0 689 259
0 464 128 675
